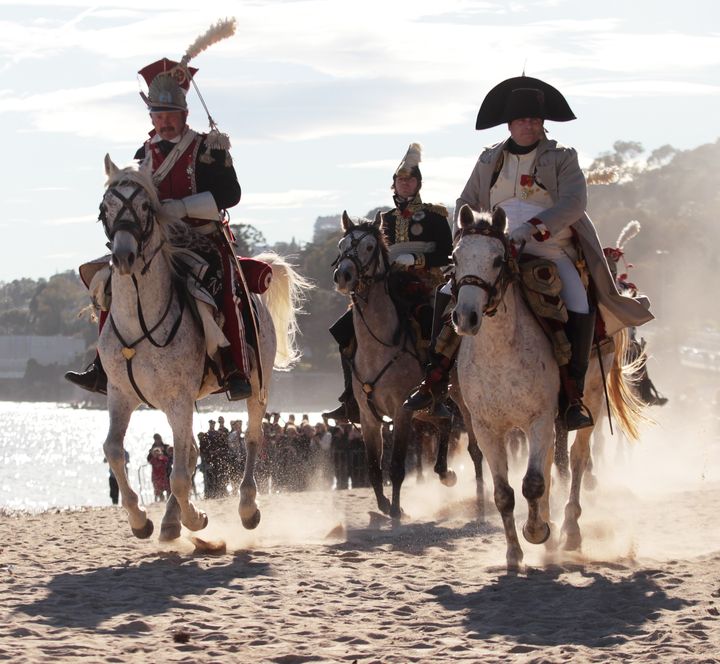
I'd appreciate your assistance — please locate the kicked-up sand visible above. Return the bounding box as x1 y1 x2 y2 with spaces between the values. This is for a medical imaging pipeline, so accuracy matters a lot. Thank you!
1 459 719 663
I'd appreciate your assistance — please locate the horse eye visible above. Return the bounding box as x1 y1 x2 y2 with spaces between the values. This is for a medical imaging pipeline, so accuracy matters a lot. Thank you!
493 256 503 268
141 202 149 211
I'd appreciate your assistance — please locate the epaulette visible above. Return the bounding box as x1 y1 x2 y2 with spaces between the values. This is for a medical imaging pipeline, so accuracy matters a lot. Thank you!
425 203 448 218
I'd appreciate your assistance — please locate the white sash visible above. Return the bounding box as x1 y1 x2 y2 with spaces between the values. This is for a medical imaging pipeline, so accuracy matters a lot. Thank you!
151 129 198 187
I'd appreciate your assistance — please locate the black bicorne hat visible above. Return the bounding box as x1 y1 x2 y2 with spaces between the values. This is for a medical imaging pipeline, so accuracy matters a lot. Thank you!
475 75 576 130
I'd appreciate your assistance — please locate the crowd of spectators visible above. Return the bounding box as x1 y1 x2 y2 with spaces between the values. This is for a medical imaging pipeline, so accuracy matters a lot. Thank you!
195 413 371 498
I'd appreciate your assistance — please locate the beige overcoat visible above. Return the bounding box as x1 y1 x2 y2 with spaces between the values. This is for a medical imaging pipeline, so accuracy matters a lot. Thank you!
455 137 653 336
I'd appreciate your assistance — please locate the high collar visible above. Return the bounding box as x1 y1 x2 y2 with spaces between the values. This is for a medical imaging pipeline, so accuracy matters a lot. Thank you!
507 138 540 155
393 192 422 214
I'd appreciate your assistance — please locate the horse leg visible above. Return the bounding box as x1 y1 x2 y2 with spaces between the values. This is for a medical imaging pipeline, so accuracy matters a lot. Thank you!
388 413 413 519
432 419 457 487
521 415 554 546
554 417 570 483
561 427 593 551
453 393 484 517
159 439 198 540
475 423 522 568
104 395 152 538
363 422 390 515
239 393 264 529
167 403 208 534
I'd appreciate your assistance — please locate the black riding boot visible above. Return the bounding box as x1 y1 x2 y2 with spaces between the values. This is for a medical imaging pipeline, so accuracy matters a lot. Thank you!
64 355 108 395
322 352 361 424
403 287 454 418
562 310 596 431
220 347 252 401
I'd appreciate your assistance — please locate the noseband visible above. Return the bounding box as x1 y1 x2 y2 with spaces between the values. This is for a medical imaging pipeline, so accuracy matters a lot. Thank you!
333 229 388 297
99 182 156 253
451 225 513 318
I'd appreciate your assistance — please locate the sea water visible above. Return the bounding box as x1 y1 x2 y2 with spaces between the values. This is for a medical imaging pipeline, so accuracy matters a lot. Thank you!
0 402 323 511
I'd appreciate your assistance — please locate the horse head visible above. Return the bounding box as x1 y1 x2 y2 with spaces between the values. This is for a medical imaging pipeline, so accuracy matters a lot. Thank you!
333 210 389 295
100 154 161 276
451 205 509 335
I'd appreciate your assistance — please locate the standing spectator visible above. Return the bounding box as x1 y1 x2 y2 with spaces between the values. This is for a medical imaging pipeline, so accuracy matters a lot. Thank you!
310 422 333 489
348 425 368 488
331 424 351 490
104 449 129 505
217 416 230 436
200 419 224 498
148 443 171 501
227 419 246 493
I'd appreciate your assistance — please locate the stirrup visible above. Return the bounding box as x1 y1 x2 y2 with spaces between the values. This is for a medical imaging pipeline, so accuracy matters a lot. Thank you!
565 400 594 431
225 374 252 401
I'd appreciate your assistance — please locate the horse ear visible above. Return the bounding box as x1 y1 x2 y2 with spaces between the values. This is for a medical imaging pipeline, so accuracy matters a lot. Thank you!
341 210 355 232
104 153 119 178
459 204 475 229
491 207 507 233
373 210 383 228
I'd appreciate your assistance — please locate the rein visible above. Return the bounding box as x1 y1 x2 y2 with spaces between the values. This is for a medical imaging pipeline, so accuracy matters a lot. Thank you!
335 226 421 422
451 224 515 318
101 180 186 408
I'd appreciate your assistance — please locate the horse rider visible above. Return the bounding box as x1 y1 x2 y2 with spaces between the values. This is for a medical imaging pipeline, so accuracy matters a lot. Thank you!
604 230 667 407
64 57 252 400
322 143 453 424
404 75 653 430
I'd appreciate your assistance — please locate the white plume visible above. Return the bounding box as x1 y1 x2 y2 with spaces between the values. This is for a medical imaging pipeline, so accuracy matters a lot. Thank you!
404 142 423 169
616 220 641 250
181 18 237 66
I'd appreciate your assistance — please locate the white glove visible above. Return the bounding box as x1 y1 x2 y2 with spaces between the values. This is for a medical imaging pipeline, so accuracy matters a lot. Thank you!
393 253 415 267
509 222 535 245
161 199 187 220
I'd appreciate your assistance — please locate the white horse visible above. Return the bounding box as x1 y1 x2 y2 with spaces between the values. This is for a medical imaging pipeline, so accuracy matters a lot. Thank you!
333 212 457 519
452 205 643 568
99 155 309 540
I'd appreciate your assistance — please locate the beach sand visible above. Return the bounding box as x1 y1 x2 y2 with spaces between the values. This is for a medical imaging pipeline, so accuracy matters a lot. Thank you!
2 467 719 663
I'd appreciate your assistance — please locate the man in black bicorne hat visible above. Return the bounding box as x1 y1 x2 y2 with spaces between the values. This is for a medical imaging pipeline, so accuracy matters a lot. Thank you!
404 75 653 431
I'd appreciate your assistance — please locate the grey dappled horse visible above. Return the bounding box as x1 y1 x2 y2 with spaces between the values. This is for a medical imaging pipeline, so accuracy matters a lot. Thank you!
333 212 456 519
452 205 644 568
99 155 309 540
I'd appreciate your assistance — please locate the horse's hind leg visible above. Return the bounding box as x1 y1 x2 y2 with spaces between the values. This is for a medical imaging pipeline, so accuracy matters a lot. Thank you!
452 391 484 517
433 419 457 487
104 395 152 538
239 394 263 529
561 427 592 551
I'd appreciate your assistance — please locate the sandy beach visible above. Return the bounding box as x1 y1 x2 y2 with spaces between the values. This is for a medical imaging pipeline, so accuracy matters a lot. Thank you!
2 465 719 663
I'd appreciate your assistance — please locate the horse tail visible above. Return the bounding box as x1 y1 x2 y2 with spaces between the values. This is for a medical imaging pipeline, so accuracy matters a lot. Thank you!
254 251 313 370
606 327 651 441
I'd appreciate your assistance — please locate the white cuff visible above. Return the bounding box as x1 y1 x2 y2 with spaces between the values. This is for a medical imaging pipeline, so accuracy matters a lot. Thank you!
182 192 220 221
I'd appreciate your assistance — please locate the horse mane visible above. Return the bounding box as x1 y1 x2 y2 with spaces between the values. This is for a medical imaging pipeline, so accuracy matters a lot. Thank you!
105 164 210 275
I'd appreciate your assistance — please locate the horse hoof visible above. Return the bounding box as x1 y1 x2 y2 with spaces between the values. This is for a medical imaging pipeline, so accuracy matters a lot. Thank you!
522 521 551 545
131 519 154 540
440 469 457 487
159 523 182 542
241 509 261 530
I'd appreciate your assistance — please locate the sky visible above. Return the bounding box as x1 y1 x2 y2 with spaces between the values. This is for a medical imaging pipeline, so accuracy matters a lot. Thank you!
1 0 719 282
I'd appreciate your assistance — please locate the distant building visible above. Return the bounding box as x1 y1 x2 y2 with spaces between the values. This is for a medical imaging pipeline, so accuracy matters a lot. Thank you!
0 335 85 379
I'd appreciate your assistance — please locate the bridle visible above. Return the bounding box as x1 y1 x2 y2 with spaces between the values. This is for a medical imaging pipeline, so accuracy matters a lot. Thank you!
98 179 184 408
99 181 162 274
332 228 390 302
333 226 420 422
451 224 515 318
